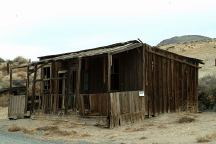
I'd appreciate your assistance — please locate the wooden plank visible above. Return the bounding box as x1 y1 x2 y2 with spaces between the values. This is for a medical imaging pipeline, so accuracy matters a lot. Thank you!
8 68 13 117
153 52 156 116
107 54 111 92
142 46 146 115
8 95 25 119
145 46 149 116
76 58 83 115
25 66 29 113
147 49 200 68
31 64 37 113
148 52 153 116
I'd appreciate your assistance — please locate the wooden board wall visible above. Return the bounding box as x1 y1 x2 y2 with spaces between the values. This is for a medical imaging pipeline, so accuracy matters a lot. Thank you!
109 91 145 128
143 45 199 117
113 47 143 91
80 55 107 94
8 95 26 119
80 93 109 116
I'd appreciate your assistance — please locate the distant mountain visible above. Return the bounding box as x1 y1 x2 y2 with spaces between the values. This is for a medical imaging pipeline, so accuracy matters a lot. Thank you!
159 37 216 78
158 35 212 46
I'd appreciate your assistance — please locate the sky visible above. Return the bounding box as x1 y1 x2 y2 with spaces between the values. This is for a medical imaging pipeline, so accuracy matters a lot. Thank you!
0 0 216 61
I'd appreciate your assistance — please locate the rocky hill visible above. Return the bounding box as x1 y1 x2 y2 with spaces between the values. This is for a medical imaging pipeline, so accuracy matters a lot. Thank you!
159 37 216 78
158 35 212 46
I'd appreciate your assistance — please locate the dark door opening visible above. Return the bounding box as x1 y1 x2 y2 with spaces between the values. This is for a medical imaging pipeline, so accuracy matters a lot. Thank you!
68 69 77 110
111 57 120 91
58 72 67 109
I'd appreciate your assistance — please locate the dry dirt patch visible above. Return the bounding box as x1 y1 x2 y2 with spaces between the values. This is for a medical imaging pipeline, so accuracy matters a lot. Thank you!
177 116 196 123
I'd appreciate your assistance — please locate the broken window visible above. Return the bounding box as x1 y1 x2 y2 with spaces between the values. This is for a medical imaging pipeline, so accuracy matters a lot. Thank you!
43 66 51 92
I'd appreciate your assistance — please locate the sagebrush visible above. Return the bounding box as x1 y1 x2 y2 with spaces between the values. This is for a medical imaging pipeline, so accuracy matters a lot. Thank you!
198 75 216 111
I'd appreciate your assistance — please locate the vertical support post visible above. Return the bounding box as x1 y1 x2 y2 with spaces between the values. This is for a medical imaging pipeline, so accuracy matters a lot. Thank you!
31 64 37 114
142 45 146 116
8 68 13 117
107 53 112 127
76 58 83 115
25 65 29 113
195 66 199 112
7 62 10 75
107 53 111 92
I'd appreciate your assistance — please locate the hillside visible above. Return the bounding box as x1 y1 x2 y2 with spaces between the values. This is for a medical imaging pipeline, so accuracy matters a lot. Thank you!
158 35 211 46
0 57 29 107
159 39 216 78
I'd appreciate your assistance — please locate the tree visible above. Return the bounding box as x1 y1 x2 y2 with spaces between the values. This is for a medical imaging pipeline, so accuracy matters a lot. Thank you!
0 57 5 63
13 56 28 64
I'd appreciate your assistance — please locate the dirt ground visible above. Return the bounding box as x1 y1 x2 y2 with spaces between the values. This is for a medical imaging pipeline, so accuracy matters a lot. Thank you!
1 107 216 144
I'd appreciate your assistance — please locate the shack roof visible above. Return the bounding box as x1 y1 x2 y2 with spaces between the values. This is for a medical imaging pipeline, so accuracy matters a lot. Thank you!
38 40 141 60
37 40 203 64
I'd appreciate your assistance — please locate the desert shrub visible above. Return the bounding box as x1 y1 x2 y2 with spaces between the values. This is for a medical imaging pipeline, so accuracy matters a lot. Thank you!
196 132 216 143
13 56 28 65
8 125 22 132
198 75 216 111
0 57 4 63
177 116 195 123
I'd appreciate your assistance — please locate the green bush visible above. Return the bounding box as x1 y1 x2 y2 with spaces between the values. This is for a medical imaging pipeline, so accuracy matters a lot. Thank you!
13 56 28 65
0 57 4 63
198 75 216 111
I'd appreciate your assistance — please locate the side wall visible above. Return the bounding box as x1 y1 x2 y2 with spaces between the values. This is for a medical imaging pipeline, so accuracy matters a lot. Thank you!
143 45 199 117
109 45 199 128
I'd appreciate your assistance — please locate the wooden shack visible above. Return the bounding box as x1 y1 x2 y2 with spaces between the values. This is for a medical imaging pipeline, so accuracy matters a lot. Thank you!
9 40 203 127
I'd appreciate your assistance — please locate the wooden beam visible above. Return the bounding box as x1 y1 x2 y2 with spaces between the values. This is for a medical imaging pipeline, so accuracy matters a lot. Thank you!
8 68 13 117
107 53 111 92
110 43 143 55
25 65 29 113
31 64 37 114
147 50 199 68
76 58 83 115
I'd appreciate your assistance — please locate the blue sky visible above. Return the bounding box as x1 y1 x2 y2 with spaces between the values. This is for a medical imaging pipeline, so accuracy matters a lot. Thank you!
0 0 216 60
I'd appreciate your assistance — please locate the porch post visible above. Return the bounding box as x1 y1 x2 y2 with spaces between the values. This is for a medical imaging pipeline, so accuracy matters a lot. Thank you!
31 64 37 114
76 57 84 115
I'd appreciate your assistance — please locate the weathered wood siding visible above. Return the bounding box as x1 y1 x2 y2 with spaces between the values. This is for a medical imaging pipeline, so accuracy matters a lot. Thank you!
80 93 109 116
143 45 199 117
109 91 145 128
8 95 25 118
80 55 108 94
113 47 143 91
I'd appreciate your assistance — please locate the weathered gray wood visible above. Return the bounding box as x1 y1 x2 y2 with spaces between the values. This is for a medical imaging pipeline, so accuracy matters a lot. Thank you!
31 64 37 113
8 95 26 119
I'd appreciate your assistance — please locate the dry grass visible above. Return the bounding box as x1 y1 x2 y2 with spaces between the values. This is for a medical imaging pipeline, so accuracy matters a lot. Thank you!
36 125 77 137
177 116 195 123
157 124 167 129
22 128 35 134
124 127 145 132
81 133 91 137
197 137 211 143
8 125 34 134
8 125 22 132
140 136 147 140
196 132 216 143
36 125 59 131
0 94 9 107
45 130 72 136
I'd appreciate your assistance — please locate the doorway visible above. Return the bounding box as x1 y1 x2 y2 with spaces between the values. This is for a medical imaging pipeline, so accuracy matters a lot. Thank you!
58 71 67 110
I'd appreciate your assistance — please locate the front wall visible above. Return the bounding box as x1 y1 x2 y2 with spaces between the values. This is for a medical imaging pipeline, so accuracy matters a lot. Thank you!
8 95 26 118
110 91 145 127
